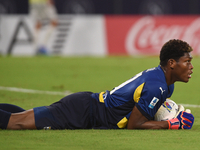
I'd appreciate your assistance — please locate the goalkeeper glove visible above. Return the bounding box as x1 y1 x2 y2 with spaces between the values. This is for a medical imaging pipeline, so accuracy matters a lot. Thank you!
167 111 194 129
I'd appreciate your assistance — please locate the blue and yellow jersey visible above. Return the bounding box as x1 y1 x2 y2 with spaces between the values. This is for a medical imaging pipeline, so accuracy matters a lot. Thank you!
91 65 174 129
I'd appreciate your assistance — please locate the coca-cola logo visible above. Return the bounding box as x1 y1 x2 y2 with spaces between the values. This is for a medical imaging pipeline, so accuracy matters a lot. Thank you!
125 16 200 55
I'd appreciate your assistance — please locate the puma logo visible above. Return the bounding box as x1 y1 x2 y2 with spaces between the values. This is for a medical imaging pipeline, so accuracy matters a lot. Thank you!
159 87 165 95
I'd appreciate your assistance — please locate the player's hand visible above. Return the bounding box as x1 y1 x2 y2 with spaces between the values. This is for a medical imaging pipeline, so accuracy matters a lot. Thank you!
167 111 194 129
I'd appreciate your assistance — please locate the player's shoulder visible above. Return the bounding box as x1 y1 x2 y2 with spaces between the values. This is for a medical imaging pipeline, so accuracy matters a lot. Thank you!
143 66 174 93
142 66 166 84
142 66 169 94
144 79 174 99
144 81 167 94
142 66 163 76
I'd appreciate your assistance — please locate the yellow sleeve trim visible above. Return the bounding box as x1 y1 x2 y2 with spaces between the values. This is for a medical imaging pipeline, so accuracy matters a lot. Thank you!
99 92 105 103
117 117 128 128
133 83 145 103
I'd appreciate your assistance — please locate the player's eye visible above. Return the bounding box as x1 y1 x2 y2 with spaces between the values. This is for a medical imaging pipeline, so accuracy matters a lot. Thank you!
186 60 191 63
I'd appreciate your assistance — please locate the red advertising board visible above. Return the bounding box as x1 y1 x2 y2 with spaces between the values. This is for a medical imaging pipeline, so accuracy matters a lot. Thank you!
105 15 200 55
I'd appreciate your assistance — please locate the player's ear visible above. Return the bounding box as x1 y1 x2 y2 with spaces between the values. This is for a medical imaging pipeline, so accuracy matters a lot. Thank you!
168 59 176 69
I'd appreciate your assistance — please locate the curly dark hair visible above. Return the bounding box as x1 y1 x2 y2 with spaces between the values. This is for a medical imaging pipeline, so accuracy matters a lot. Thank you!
159 39 193 66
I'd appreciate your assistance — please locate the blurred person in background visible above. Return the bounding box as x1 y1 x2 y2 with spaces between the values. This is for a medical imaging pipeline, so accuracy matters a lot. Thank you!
29 0 58 55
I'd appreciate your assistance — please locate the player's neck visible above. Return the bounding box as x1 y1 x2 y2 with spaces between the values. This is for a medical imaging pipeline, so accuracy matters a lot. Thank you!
160 65 174 86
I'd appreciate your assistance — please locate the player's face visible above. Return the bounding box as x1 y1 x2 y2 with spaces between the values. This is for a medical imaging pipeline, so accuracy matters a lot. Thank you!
173 52 193 83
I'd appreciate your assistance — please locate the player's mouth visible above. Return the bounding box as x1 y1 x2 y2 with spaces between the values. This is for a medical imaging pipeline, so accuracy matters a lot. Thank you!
188 71 193 78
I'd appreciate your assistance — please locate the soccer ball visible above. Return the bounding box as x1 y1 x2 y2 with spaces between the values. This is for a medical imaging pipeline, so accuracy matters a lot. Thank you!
154 99 178 121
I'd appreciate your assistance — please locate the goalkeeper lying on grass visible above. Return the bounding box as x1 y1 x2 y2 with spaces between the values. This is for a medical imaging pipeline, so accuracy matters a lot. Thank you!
0 39 194 130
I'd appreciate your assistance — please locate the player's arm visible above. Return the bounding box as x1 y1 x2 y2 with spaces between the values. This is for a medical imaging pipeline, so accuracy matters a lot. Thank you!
127 106 169 129
127 105 194 129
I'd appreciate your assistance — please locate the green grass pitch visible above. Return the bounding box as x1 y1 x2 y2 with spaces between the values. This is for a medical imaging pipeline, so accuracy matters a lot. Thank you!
0 56 200 150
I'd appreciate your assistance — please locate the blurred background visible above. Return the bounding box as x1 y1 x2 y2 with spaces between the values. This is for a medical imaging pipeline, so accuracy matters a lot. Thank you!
0 0 200 15
0 0 200 56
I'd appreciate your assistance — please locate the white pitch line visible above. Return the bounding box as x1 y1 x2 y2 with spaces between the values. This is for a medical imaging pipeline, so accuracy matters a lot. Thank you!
0 86 200 108
0 86 71 96
179 104 200 108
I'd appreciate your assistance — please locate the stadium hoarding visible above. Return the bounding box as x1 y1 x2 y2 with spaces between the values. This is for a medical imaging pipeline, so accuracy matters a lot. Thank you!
105 15 200 55
0 15 106 56
0 15 35 56
0 15 200 56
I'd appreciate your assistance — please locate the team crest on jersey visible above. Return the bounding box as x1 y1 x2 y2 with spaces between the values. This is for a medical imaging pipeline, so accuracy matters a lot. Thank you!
148 97 159 109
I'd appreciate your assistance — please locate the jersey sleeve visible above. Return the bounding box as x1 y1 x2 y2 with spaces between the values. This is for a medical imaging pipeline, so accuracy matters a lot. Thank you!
135 82 168 120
